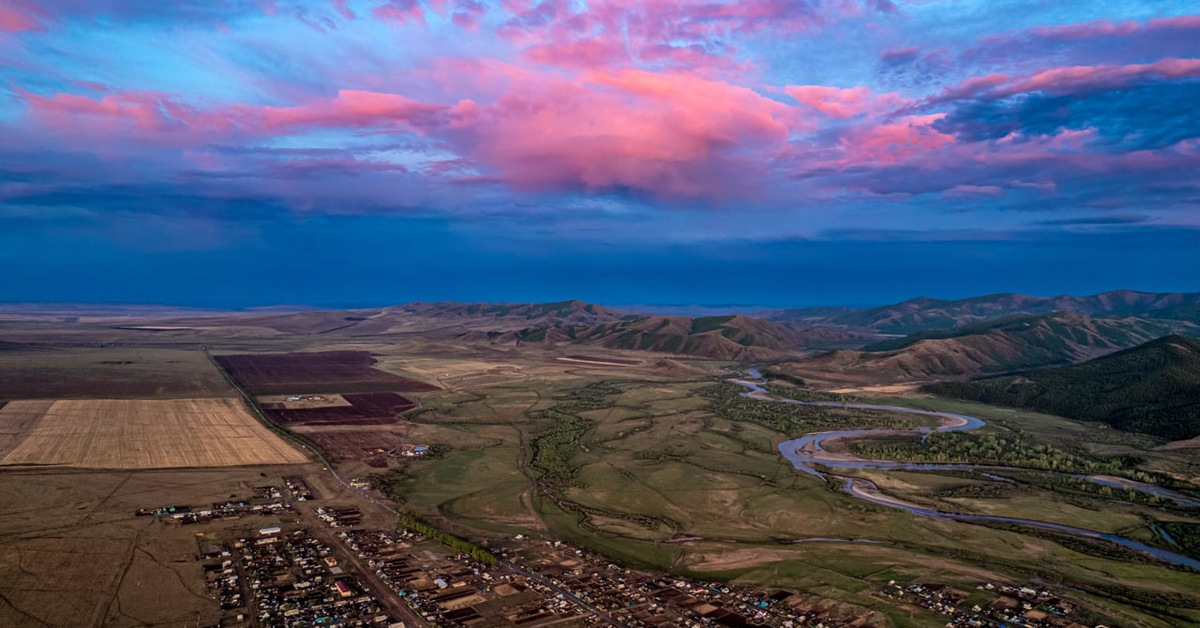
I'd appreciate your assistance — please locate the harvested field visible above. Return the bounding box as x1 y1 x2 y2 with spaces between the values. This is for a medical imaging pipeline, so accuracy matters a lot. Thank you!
264 392 416 426
294 427 411 460
0 347 233 398
214 350 439 394
0 398 308 468
0 399 51 458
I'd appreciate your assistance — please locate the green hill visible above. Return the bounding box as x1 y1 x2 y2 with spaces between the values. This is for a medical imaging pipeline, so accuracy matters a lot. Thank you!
759 290 1200 335
924 335 1200 440
775 312 1172 386
862 312 1179 353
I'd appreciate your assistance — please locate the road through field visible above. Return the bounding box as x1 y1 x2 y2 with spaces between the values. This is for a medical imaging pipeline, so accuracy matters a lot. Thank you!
206 349 625 628
730 371 1200 570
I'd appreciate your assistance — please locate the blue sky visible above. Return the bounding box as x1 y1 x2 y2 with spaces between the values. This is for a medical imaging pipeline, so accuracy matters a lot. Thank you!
1 1 1198 307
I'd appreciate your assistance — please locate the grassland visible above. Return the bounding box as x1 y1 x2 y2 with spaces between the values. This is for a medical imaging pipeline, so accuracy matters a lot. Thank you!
353 353 1200 627
2 328 1199 627
0 465 319 628
0 398 308 468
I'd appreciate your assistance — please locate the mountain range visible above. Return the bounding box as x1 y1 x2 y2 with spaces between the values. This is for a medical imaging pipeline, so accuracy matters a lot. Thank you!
769 311 1191 386
758 290 1200 335
5 291 1198 375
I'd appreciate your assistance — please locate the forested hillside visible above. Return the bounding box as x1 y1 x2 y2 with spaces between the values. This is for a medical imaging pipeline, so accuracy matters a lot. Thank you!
925 335 1200 440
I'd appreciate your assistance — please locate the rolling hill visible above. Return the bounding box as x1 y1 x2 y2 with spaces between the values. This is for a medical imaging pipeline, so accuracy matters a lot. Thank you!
924 335 1200 441
760 290 1200 334
572 314 803 360
771 312 1178 386
484 314 807 360
160 300 636 335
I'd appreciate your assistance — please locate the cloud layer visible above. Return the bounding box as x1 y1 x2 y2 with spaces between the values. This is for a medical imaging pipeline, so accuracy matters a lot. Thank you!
1 0 1198 304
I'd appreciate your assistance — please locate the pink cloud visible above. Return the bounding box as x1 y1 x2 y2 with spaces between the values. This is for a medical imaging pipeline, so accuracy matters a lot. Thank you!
445 69 795 199
20 88 451 144
331 0 355 20
0 0 51 32
499 0 861 73
449 0 486 30
838 114 954 165
1002 58 1200 95
935 58 1200 102
20 89 193 136
992 13 1200 44
525 37 631 68
373 0 425 25
785 85 903 119
237 90 447 131
943 184 1003 198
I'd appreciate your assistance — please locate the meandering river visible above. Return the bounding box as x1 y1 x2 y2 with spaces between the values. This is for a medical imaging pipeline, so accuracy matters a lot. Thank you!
729 370 1200 570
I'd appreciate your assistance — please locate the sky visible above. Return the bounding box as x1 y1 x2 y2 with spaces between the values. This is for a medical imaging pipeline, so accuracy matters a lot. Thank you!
1 0 1198 308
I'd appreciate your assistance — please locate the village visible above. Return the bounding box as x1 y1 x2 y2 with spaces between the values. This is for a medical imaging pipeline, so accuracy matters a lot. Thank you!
880 581 1094 628
136 477 1108 628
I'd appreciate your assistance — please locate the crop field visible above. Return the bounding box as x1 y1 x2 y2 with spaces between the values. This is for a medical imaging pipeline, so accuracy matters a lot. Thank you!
262 391 416 426
292 425 411 460
214 350 439 394
0 398 308 468
0 347 233 398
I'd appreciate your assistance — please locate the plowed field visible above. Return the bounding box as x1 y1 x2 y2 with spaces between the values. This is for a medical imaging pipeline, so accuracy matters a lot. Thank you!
214 351 438 394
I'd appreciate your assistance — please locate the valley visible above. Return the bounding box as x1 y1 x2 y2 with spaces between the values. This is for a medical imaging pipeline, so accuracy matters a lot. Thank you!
1 293 1199 627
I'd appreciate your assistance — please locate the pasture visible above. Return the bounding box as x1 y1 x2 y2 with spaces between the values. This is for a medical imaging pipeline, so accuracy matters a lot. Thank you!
0 465 322 628
0 398 308 468
367 358 1200 627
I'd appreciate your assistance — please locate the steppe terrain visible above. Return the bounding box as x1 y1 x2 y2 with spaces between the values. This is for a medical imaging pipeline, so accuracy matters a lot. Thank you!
1 297 1199 628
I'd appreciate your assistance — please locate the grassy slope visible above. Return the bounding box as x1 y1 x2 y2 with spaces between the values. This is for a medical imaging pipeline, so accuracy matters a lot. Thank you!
924 335 1200 440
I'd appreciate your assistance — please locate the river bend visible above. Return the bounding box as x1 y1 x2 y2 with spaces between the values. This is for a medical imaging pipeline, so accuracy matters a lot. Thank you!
729 371 1200 570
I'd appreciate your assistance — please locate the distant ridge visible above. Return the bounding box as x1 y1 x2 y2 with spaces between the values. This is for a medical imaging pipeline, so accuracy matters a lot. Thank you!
759 290 1200 334
8 292 1198 364
770 312 1188 386
470 314 807 360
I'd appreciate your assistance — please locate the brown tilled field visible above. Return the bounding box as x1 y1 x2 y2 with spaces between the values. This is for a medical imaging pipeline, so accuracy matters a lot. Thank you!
263 392 417 426
292 426 411 461
0 347 234 398
0 398 309 468
214 350 439 394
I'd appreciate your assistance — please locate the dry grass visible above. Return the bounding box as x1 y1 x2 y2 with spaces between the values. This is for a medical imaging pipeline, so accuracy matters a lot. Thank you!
0 398 308 469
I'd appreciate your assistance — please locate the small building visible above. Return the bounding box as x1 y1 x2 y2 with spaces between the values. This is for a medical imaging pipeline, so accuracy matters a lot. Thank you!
334 580 352 598
259 526 282 536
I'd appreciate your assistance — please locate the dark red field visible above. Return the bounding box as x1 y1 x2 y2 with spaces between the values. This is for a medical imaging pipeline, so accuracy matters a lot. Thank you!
300 429 410 461
262 392 416 426
214 351 438 394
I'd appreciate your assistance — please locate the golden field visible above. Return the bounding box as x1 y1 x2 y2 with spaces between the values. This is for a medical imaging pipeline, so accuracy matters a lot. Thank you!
0 398 308 468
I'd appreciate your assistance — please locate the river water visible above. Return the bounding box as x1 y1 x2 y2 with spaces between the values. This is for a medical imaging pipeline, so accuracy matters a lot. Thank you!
728 372 1200 570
